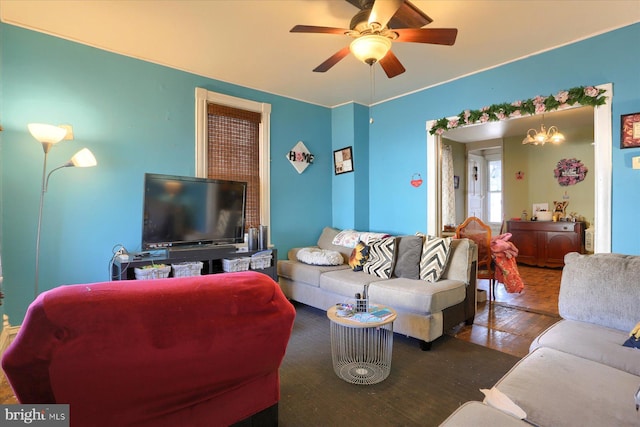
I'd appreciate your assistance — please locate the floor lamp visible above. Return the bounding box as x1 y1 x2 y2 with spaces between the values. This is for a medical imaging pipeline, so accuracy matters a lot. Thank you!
29 123 97 298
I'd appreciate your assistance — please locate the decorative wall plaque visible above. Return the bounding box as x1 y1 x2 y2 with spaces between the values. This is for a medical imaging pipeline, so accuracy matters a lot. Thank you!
286 141 314 174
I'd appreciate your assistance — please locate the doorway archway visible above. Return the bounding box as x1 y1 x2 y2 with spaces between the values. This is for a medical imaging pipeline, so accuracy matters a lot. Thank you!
426 83 612 253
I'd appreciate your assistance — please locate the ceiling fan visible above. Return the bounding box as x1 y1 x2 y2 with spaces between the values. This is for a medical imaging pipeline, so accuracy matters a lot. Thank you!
290 0 458 78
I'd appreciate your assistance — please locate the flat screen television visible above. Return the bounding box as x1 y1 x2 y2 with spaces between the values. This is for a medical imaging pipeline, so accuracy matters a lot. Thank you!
142 173 247 250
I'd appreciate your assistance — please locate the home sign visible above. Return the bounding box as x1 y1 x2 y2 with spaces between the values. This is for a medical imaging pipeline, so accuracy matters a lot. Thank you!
287 141 314 174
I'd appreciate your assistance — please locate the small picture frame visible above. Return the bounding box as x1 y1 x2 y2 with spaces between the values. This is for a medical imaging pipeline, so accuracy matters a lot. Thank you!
621 113 640 149
333 146 354 175
453 175 460 189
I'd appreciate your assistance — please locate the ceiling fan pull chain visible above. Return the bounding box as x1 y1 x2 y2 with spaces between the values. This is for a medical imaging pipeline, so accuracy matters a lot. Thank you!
369 64 375 123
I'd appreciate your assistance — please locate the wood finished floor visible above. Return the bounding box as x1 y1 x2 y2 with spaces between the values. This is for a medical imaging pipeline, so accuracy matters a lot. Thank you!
451 264 562 358
0 265 562 404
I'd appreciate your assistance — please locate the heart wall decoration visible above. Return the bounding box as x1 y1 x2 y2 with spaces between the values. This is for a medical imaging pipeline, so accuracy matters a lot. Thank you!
410 173 423 187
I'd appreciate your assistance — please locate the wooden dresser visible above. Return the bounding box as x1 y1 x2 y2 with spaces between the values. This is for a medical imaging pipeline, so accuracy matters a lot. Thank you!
506 220 585 268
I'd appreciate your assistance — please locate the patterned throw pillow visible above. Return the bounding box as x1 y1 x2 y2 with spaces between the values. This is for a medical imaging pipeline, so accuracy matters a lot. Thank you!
331 230 361 248
363 237 396 279
349 241 370 271
623 321 640 349
358 232 391 244
296 247 344 266
419 235 452 282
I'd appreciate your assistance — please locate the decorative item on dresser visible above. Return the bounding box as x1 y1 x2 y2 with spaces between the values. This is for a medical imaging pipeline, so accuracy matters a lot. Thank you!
506 220 584 268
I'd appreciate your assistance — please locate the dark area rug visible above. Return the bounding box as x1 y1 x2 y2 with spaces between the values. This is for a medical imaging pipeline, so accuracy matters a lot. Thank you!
279 303 519 426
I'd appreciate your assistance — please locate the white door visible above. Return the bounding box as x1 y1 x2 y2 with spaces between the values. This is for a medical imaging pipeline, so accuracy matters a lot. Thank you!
467 154 484 219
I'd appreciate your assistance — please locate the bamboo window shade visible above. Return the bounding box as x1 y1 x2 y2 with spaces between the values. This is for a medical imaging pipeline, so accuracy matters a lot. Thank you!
207 103 261 229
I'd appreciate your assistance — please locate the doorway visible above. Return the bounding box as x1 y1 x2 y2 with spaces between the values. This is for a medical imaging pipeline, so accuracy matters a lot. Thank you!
426 83 612 254
465 148 503 235
466 153 484 219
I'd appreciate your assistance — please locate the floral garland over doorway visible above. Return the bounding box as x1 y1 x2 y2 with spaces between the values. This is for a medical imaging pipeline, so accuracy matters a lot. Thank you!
429 86 607 135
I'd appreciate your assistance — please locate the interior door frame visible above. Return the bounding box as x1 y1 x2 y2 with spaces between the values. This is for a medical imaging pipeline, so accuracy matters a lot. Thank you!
426 83 612 253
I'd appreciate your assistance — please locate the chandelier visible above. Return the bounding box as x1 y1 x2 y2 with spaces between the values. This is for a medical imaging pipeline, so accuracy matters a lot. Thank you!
522 124 565 146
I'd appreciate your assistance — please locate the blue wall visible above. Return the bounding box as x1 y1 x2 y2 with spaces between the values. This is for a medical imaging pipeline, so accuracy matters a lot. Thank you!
331 103 370 231
1 24 333 323
370 23 640 249
2 22 639 325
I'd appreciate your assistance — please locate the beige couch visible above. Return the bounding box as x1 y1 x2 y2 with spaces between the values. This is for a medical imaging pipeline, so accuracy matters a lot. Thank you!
277 227 478 350
441 252 640 426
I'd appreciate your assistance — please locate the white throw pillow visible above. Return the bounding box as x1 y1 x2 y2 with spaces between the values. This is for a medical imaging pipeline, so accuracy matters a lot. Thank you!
296 247 344 266
331 230 361 248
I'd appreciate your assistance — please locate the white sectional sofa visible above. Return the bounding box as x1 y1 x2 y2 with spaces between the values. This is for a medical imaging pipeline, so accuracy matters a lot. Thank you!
441 252 640 426
277 227 478 350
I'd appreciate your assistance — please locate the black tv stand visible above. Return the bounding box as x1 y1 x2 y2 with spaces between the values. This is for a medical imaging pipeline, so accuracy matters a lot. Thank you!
112 246 277 281
169 244 235 253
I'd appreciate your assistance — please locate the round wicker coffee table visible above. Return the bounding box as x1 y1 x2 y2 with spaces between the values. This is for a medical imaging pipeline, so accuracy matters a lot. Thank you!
326 304 397 385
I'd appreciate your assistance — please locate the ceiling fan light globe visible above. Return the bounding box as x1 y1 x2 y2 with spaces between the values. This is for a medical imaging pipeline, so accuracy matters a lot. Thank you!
350 34 391 64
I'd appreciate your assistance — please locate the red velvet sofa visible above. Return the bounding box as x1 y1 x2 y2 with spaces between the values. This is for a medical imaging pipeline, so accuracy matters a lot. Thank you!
2 271 295 427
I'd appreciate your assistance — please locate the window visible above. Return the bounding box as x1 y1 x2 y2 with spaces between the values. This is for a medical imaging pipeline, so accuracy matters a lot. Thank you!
207 103 261 228
195 88 271 235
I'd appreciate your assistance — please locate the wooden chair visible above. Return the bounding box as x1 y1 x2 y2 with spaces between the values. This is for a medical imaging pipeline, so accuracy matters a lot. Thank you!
455 217 496 301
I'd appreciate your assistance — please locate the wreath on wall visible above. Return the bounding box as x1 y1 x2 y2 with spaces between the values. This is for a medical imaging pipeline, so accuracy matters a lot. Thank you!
554 158 588 186
429 86 607 135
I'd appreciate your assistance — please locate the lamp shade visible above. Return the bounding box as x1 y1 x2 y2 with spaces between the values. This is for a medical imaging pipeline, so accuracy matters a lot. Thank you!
70 148 97 167
350 35 392 64
28 123 68 144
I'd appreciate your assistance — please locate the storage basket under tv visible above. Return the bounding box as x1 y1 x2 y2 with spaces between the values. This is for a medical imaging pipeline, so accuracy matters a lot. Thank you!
171 261 203 277
222 257 251 273
250 251 272 270
134 265 171 280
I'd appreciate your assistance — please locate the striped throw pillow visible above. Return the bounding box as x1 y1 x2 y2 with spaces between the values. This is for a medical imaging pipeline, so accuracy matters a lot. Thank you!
419 235 452 282
363 237 396 279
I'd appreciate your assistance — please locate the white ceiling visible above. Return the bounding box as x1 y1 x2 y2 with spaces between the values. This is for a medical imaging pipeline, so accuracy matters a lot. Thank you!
1 0 638 108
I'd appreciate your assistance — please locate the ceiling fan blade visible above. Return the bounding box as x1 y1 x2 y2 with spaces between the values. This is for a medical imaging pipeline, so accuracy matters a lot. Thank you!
379 50 406 78
368 0 403 29
313 46 351 72
345 0 364 9
388 1 433 29
393 28 458 45
290 25 349 35
345 0 431 29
